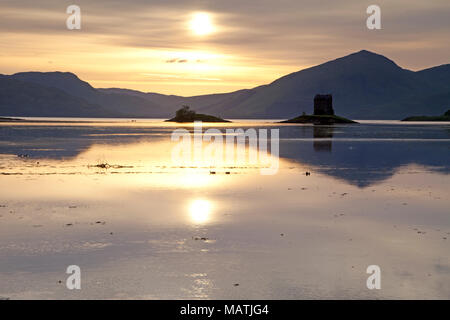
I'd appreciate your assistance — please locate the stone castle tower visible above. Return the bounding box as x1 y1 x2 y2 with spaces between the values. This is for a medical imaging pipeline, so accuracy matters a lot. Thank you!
313 94 334 115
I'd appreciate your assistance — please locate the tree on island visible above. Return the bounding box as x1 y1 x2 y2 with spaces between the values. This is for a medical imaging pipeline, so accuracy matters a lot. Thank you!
175 105 196 120
166 105 230 122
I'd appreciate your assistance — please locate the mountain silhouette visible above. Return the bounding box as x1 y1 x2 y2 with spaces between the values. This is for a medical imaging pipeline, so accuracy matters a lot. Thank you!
1 50 449 119
8 72 168 117
0 75 117 117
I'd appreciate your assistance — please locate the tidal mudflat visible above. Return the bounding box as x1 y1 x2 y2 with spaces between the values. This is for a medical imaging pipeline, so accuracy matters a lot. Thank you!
0 119 449 299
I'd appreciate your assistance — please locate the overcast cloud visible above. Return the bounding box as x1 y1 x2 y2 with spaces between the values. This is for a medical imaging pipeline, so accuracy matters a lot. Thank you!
0 0 449 94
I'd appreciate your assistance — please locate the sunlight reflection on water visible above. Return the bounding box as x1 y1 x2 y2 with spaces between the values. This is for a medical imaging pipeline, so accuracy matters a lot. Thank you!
0 120 449 299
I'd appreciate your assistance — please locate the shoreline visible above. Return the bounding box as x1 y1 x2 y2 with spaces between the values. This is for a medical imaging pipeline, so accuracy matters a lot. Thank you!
1 116 450 125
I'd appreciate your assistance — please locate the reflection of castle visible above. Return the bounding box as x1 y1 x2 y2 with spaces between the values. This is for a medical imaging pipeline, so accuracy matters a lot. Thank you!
312 94 334 151
313 126 334 152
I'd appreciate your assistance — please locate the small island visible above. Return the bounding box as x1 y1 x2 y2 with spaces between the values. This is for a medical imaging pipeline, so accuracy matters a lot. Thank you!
402 110 450 121
281 94 357 124
166 106 230 123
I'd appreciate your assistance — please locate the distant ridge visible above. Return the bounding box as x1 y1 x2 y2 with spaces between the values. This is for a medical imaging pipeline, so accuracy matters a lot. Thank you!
1 50 449 119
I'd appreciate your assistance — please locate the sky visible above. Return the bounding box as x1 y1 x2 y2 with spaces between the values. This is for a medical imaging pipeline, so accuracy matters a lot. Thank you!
0 0 449 96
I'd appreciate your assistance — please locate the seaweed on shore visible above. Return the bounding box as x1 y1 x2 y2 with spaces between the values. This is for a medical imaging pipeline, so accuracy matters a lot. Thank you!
88 163 134 169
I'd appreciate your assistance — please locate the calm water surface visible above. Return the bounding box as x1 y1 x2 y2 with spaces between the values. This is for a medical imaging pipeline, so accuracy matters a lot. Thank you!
0 119 449 299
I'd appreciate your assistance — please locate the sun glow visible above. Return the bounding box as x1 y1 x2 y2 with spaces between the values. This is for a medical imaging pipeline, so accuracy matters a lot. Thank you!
189 199 212 224
189 12 214 36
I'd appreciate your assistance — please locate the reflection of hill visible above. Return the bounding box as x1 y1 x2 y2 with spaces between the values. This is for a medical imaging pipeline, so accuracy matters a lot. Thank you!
278 125 450 187
0 123 449 188
0 125 169 159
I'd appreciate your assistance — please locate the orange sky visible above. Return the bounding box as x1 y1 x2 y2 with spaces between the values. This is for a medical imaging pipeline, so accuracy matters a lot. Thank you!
0 0 449 96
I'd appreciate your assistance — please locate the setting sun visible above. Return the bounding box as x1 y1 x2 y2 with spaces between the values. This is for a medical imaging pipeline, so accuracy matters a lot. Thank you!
189 12 214 36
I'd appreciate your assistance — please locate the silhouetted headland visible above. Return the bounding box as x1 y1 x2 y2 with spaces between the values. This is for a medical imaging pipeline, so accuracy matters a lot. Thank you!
0 116 24 121
281 94 357 124
402 110 450 121
166 106 230 123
